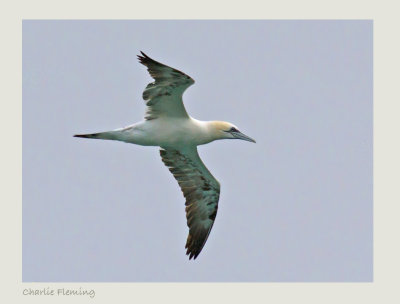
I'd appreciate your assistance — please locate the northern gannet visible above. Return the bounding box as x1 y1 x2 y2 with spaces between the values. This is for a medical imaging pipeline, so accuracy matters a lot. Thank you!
74 52 256 260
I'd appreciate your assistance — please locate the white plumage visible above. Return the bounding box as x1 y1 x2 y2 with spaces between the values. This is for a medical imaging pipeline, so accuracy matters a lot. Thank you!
75 52 255 260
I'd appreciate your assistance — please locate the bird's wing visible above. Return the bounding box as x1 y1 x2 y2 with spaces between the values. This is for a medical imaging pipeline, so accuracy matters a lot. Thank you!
137 52 195 120
160 147 220 260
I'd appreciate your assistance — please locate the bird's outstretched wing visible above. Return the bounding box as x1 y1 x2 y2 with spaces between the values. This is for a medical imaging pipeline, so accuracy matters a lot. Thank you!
137 52 195 120
160 147 220 260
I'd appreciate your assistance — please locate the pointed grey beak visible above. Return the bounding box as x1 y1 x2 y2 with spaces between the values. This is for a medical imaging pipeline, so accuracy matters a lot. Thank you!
233 131 256 143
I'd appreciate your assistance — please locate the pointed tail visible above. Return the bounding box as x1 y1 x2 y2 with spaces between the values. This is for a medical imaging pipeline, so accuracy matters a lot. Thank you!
73 131 119 140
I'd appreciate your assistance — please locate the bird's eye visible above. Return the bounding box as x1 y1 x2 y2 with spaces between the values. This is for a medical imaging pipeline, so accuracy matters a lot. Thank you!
230 127 239 133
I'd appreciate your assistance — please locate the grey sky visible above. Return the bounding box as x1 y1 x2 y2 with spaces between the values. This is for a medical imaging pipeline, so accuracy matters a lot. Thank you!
23 20 372 282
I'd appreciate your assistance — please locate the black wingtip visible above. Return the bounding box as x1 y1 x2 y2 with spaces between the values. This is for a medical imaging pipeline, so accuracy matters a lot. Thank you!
137 51 159 66
187 253 199 260
137 51 149 65
185 247 200 260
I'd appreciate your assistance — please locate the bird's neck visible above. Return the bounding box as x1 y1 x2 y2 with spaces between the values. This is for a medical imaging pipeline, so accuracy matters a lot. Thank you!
187 119 222 144
200 120 230 142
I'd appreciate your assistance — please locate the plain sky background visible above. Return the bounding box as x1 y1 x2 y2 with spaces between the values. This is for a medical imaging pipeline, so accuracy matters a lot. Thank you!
22 20 372 282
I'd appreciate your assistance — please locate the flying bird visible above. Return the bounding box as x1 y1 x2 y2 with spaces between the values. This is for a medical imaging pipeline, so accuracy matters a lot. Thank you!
74 52 256 260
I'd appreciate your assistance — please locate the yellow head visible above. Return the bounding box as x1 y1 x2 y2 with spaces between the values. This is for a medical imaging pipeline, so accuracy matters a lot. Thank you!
209 121 256 143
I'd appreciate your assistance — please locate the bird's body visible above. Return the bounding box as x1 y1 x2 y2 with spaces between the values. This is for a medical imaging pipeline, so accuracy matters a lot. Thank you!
75 52 255 260
102 117 216 148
